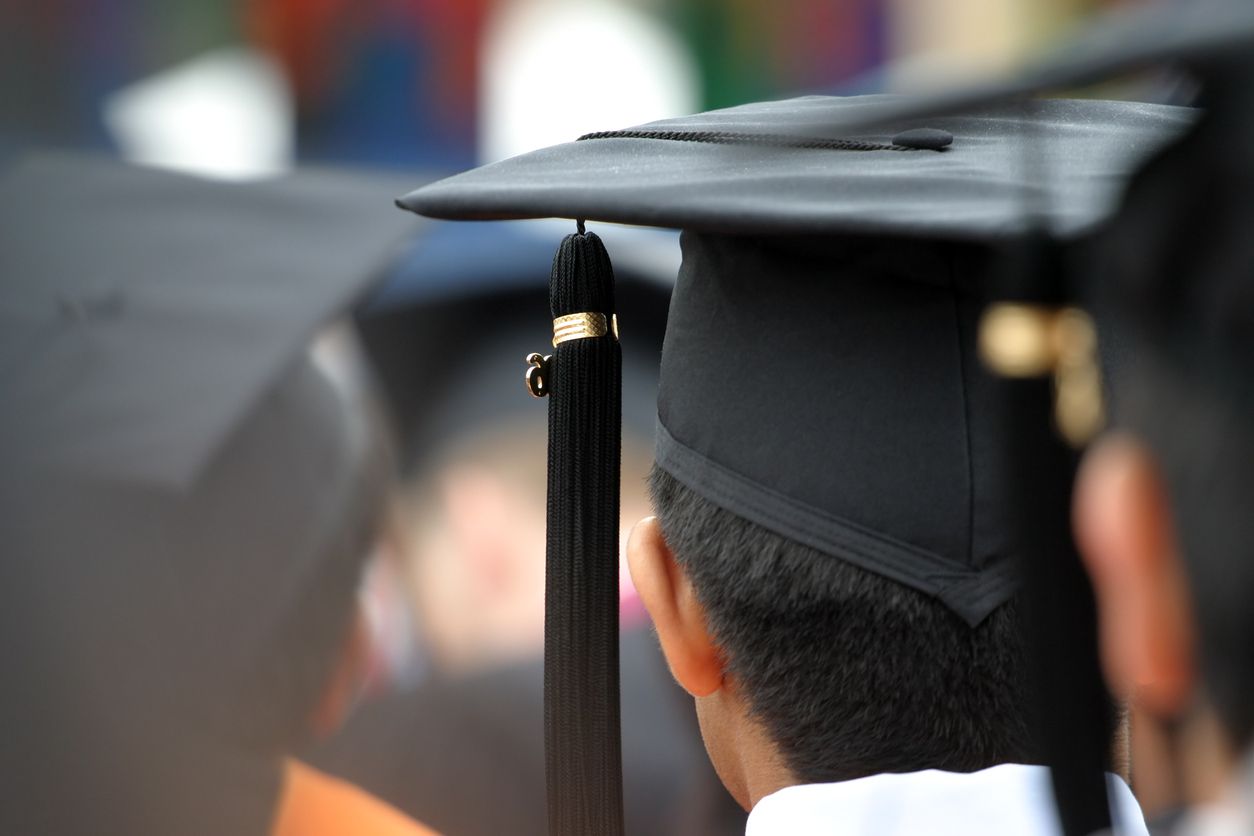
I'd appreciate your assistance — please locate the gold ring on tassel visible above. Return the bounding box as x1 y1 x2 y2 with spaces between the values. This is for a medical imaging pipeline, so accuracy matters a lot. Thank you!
552 312 619 347
979 303 1105 448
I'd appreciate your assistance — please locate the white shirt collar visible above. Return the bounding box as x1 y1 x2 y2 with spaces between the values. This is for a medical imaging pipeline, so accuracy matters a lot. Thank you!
746 764 1147 836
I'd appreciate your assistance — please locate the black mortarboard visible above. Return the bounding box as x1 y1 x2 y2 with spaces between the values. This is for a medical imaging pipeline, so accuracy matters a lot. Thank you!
1 153 414 487
397 93 1190 834
0 154 414 835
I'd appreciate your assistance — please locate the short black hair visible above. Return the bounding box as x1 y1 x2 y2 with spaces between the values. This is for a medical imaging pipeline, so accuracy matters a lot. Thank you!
649 465 1036 784
1120 362 1254 750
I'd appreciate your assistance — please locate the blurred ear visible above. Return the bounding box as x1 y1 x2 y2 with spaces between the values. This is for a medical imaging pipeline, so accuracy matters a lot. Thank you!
626 516 722 697
1074 434 1196 718
309 603 371 738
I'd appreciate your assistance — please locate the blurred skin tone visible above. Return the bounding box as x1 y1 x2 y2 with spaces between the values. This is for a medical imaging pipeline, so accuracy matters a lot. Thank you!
407 459 551 670
1074 434 1236 812
311 605 375 739
399 428 653 674
626 516 794 811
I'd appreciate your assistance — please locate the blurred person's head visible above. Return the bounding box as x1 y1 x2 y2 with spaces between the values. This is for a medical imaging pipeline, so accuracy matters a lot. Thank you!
358 257 672 674
1074 341 1254 807
4 341 399 834
1072 86 1254 809
1074 381 1249 806
395 418 654 672
0 156 417 835
236 337 398 752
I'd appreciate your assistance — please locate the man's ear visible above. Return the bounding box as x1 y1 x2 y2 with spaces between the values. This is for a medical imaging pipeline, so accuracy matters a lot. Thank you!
309 603 371 739
1074 434 1196 718
626 516 723 697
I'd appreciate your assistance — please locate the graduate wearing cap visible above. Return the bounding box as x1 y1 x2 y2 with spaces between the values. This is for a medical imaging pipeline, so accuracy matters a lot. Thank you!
1073 111 1254 830
797 3 1254 833
1072 109 1254 836
395 92 1198 835
917 2 1254 833
0 155 436 836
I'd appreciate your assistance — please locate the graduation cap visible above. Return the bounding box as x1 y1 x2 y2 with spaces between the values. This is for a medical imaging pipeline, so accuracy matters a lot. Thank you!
396 84 1193 833
0 154 414 834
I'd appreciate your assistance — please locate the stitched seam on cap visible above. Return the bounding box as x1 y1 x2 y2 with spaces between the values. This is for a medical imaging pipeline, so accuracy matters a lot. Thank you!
948 252 977 569
935 558 1022 625
655 420 974 588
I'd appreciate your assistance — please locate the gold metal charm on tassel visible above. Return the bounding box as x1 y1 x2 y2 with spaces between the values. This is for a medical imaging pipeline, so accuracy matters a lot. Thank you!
552 312 619 346
979 303 1105 447
525 352 552 398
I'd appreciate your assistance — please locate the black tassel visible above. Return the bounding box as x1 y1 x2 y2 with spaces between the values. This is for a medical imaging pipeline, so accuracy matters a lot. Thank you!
544 227 624 836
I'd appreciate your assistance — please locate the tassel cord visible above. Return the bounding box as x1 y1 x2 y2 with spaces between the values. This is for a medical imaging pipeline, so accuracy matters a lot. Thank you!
544 230 624 836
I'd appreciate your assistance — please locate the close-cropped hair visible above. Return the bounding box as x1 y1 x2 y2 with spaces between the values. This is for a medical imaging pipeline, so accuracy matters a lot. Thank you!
648 465 1037 784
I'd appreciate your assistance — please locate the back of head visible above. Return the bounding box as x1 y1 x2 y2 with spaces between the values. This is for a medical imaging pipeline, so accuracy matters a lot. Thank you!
1 352 391 835
646 230 1042 784
649 467 1034 784
1096 71 1254 751
0 153 413 835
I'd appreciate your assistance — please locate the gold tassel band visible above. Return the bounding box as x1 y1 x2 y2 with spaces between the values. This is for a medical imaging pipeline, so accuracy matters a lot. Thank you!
979 303 1105 447
552 312 619 347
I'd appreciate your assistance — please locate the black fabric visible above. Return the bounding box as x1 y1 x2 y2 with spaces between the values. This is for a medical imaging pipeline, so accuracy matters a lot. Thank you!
973 236 1117 836
400 97 1191 241
307 628 747 836
998 375 1113 836
543 231 624 835
0 152 415 488
1094 76 1254 424
1 359 363 835
656 233 1019 625
576 127 927 152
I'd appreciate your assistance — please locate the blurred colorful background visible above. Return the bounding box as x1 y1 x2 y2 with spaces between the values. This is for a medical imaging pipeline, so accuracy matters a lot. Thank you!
1 0 1135 178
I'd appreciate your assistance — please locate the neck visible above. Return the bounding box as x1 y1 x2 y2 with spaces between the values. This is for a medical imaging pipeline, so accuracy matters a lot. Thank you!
697 691 798 809
1179 708 1239 807
743 751 798 809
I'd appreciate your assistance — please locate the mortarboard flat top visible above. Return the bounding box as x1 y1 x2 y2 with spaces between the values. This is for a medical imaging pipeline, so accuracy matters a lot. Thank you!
0 153 416 489
401 95 1194 239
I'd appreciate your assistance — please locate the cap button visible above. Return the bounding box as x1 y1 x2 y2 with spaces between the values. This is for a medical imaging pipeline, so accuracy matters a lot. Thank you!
891 128 953 151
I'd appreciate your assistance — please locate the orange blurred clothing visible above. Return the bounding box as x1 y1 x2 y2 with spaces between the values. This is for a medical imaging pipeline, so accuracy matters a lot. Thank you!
273 759 439 836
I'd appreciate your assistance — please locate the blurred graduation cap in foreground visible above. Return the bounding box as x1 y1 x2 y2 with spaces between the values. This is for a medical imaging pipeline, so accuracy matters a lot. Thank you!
397 63 1196 833
1 154 414 486
0 154 415 835
807 3 1254 833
